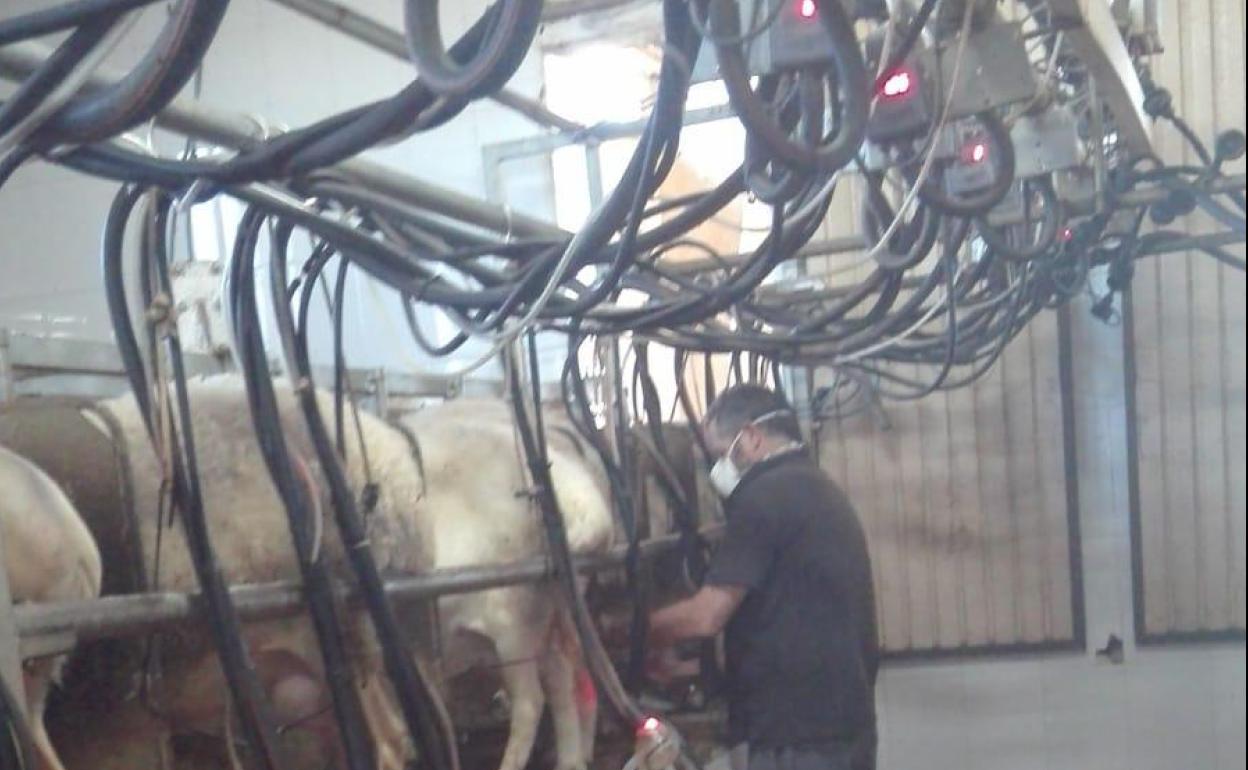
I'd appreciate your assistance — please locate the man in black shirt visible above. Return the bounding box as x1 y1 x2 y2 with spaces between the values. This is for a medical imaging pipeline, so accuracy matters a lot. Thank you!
647 385 879 770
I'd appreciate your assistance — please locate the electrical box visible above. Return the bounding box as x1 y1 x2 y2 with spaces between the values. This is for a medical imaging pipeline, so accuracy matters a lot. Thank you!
1010 106 1083 178
934 118 1000 196
924 22 1037 120
863 21 1036 147
863 24 933 143
690 0 855 82
1053 167 1097 210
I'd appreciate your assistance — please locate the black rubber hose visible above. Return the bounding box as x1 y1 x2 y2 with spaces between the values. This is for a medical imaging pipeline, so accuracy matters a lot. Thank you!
630 167 745 254
743 75 818 204
229 210 378 770
870 227 961 399
860 169 941 270
106 190 290 770
832 218 971 355
602 338 650 690
42 0 230 143
0 20 116 135
271 231 460 770
673 349 714 460
544 0 702 310
510 342 646 730
403 0 543 98
331 255 350 455
402 295 472 356
710 0 869 172
0 0 161 45
973 175 1064 261
629 203 789 330
0 147 33 191
101 186 155 424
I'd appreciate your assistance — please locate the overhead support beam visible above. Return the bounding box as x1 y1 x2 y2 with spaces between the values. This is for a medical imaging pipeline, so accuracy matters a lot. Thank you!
541 0 648 22
665 174 1246 275
1049 0 1154 157
0 41 567 240
264 0 587 134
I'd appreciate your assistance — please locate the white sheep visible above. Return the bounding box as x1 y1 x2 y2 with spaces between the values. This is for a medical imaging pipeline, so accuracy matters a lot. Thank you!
0 444 103 770
43 376 613 770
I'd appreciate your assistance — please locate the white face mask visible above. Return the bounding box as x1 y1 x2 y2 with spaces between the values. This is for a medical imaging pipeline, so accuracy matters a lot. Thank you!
708 410 797 498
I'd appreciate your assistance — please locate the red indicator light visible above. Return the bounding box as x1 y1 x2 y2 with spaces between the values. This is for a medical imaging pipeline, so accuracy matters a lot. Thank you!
1060 227 1074 242
961 140 988 165
798 0 817 20
639 716 662 736
879 69 913 99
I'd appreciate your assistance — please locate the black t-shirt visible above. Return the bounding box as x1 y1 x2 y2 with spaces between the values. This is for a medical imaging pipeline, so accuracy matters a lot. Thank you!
705 451 879 749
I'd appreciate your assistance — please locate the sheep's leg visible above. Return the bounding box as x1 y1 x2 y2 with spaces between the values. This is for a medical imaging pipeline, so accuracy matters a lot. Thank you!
493 636 545 770
575 662 598 765
539 642 586 770
22 657 68 770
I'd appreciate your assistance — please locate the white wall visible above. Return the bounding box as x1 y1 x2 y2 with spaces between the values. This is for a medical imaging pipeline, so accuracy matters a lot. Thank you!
0 0 558 379
875 294 1245 770
872 0 1247 764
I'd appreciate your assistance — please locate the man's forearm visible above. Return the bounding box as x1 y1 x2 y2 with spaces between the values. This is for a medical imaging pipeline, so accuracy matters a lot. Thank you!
649 584 745 647
649 597 713 647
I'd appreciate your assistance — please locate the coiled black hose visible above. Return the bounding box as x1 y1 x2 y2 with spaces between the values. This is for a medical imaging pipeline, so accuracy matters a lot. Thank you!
973 175 1064 261
0 0 161 45
0 20 116 136
860 169 941 270
743 74 820 204
42 0 229 143
710 0 869 173
912 111 1017 217
403 0 543 98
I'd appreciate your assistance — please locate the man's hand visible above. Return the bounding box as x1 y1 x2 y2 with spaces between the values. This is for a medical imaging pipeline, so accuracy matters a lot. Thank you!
644 646 701 687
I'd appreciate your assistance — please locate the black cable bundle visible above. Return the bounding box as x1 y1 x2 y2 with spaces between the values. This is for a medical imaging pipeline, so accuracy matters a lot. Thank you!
510 338 646 730
228 211 460 770
102 187 290 770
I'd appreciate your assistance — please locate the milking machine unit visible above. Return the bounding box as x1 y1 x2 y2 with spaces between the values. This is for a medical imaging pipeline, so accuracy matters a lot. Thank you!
628 717 684 770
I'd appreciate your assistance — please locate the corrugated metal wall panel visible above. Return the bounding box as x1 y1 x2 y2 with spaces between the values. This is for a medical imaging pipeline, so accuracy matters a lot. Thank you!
818 312 1080 656
1126 0 1246 642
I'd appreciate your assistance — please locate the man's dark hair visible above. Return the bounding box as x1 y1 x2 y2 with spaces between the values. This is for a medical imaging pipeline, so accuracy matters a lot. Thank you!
705 384 802 443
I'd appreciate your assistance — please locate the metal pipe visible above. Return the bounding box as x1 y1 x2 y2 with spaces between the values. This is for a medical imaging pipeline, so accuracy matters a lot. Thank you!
485 104 736 162
542 0 645 22
0 41 566 241
665 175 1247 276
264 0 586 134
0 331 480 398
15 527 723 657
1047 0 1154 157
1138 231 1245 256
